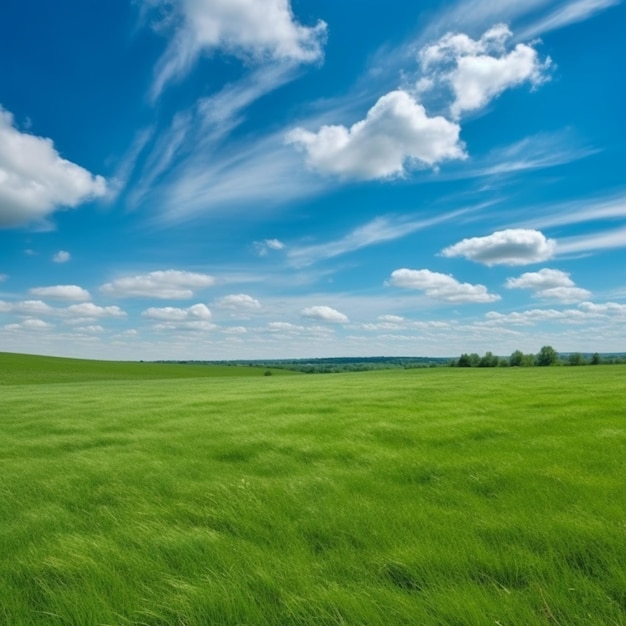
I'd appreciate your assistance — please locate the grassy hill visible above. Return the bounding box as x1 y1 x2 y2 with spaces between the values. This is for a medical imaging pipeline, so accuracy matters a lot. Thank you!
0 351 296 385
1 359 624 624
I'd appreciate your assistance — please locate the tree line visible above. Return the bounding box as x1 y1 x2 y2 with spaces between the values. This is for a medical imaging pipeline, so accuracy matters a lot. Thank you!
452 346 626 368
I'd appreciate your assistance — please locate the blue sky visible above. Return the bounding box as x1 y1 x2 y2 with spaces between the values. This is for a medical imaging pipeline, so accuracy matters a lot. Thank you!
0 0 625 360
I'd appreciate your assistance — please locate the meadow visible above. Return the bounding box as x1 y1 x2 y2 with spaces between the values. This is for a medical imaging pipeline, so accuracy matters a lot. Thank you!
0 354 624 625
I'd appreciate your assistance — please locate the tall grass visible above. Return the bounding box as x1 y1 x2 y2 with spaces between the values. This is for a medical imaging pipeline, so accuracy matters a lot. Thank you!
1 365 624 624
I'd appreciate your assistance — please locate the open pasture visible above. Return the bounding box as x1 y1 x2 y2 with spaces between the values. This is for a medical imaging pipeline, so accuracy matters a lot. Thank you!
1 360 625 624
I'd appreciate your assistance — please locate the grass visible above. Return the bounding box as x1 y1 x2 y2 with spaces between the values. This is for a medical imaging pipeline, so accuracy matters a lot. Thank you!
0 352 295 385
1 359 625 624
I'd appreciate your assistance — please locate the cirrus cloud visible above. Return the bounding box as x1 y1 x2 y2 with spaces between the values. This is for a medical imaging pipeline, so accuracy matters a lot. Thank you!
147 0 327 99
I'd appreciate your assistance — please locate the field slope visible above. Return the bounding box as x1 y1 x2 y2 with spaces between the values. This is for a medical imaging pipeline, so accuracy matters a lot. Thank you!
1 360 625 625
0 351 294 385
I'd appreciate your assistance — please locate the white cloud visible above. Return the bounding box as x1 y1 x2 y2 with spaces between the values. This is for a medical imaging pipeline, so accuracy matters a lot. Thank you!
147 0 327 99
65 303 126 319
418 25 551 119
5 319 51 331
53 250 71 263
519 0 622 40
483 308 587 325
287 207 478 268
0 106 106 228
379 315 405 323
142 304 212 321
578 301 626 317
556 226 626 256
388 268 500 303
143 303 214 332
483 300 626 327
29 285 91 302
0 299 54 316
268 321 303 332
300 305 349 323
530 191 626 230
222 326 248 335
287 90 465 180
101 270 215 299
442 229 556 266
0 274 7 282
74 325 104 334
215 294 262 311
506 268 591 302
255 238 286 256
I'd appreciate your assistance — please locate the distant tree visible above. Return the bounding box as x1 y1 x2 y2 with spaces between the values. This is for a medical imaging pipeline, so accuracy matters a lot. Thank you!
479 351 499 367
457 353 472 367
469 353 481 367
568 353 585 366
522 353 536 367
536 345 558 366
591 352 602 365
510 350 524 367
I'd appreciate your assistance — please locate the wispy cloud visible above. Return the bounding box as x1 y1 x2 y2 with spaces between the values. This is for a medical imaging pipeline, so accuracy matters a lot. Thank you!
144 0 327 100
287 206 483 268
526 191 626 229
518 0 622 40
556 226 626 255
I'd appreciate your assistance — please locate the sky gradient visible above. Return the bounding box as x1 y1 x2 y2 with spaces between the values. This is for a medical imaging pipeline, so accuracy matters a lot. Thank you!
1 0 625 360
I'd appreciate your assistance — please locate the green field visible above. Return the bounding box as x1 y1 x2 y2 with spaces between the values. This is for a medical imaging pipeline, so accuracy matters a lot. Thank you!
0 352 296 385
1 354 625 625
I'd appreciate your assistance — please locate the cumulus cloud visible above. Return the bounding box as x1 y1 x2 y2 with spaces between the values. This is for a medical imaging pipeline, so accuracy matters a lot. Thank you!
74 325 104 334
65 303 126 319
482 300 626 326
268 321 303 331
287 90 465 179
53 250 71 263
442 229 556 266
300 305 349 323
101 270 215 299
418 24 551 119
506 268 591 302
388 268 500 303
142 303 211 321
0 106 106 228
0 299 54 316
578 301 626 317
142 303 214 331
29 285 91 302
215 294 262 311
0 299 125 321
4 319 52 331
147 0 327 98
